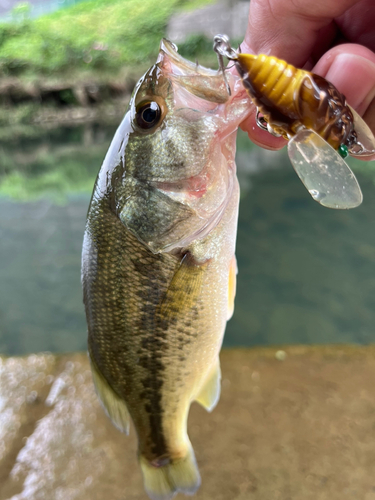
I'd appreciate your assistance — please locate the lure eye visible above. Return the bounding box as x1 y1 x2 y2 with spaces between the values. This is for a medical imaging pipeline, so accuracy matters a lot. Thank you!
135 101 162 130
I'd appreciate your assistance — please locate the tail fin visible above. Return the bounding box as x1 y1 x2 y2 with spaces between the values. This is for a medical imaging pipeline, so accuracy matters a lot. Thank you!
139 445 201 500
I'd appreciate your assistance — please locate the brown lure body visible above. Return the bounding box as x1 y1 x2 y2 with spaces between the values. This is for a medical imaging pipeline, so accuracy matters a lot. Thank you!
235 53 356 150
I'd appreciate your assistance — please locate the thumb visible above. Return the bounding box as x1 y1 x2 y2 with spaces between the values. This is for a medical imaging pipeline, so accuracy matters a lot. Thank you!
313 44 375 117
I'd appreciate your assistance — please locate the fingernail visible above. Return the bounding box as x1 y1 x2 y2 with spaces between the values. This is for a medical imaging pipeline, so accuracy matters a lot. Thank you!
325 53 375 115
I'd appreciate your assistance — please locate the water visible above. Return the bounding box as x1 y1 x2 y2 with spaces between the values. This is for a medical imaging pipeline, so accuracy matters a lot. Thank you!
1 123 375 355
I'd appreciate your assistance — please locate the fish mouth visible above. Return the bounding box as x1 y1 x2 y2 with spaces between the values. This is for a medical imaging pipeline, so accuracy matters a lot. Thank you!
157 38 230 104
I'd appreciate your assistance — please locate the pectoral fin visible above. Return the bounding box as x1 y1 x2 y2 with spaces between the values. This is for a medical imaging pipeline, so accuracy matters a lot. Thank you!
195 360 221 412
157 252 207 321
227 255 237 320
89 354 131 434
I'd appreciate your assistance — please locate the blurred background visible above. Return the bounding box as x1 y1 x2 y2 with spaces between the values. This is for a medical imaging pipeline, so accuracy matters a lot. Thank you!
1 0 375 356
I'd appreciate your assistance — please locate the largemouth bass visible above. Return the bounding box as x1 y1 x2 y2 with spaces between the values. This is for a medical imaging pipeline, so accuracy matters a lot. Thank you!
81 39 251 500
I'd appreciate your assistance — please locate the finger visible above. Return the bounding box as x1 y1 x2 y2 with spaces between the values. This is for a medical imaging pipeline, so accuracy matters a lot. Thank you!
313 44 375 116
245 0 364 67
336 0 375 52
240 111 287 151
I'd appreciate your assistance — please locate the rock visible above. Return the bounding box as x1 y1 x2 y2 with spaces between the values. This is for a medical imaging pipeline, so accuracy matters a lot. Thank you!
1 346 375 499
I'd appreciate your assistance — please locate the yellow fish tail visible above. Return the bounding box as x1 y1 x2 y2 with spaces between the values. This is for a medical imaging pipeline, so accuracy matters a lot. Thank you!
140 445 201 500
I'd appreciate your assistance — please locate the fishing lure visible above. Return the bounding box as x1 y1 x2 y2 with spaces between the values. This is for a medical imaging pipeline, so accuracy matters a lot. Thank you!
214 34 375 209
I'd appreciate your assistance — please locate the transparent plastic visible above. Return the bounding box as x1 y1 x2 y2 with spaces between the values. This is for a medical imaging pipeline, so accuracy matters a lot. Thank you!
288 129 363 209
348 105 375 156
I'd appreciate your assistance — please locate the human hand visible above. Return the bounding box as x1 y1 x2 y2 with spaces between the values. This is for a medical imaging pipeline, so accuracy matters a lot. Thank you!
239 0 375 155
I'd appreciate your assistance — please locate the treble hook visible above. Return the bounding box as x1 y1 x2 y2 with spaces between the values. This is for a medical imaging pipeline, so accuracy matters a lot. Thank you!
213 34 238 60
213 34 238 97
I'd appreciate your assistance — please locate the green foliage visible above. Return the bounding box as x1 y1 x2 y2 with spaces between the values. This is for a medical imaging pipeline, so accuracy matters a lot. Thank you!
10 2 32 21
178 34 213 58
0 103 38 125
0 124 115 202
0 159 92 202
0 0 214 77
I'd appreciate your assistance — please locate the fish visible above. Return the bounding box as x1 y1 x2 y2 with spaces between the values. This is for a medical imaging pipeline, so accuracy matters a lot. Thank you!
81 39 251 500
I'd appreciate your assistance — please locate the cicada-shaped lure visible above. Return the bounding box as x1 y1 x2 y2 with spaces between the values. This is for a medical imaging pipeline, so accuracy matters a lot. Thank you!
214 34 375 209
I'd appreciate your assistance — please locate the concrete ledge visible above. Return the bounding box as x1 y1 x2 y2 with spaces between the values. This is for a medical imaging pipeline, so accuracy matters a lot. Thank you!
1 345 375 499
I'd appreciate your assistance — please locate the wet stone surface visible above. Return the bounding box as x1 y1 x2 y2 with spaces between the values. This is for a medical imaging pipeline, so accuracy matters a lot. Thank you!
1 346 375 499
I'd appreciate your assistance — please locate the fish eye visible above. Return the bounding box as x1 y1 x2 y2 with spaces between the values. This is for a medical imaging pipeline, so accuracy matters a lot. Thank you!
135 100 162 130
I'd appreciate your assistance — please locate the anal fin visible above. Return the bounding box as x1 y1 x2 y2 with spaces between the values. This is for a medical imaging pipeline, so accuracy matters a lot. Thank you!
89 354 131 434
195 360 221 412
